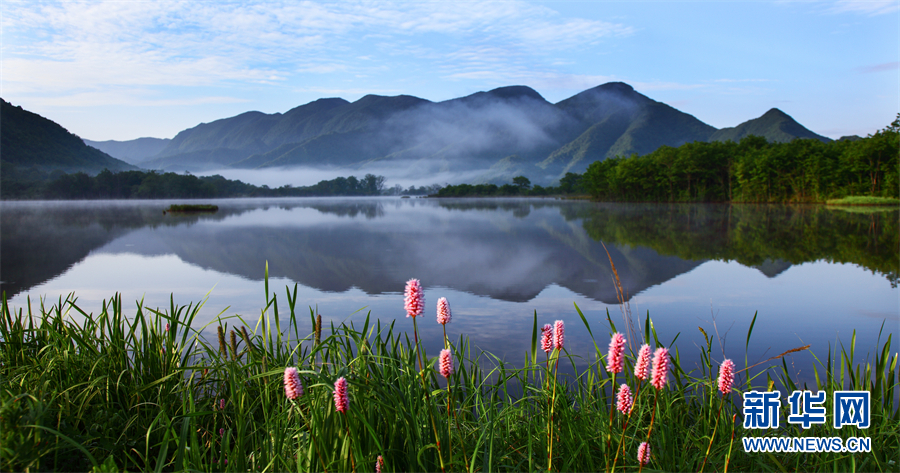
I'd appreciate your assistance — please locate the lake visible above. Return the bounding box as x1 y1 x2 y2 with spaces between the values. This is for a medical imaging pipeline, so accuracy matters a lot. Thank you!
1 198 897 383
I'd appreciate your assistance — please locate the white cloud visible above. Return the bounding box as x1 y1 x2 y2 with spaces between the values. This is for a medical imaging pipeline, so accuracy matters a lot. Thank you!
855 62 900 73
2 1 634 104
830 0 899 15
24 90 251 108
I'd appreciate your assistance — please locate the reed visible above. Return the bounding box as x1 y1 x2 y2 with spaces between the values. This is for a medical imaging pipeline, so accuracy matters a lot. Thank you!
0 277 897 472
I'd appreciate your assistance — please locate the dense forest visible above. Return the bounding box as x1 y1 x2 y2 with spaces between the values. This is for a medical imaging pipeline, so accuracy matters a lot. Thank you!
0 165 396 199
583 116 899 202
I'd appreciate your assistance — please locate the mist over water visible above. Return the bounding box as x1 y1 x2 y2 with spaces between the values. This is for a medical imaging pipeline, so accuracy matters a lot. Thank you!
197 163 499 189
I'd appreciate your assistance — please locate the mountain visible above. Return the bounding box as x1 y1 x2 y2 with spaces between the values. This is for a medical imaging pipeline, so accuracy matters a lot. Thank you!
52 84 828 185
539 83 717 175
708 108 831 143
1 99 135 173
83 137 171 164
140 82 720 183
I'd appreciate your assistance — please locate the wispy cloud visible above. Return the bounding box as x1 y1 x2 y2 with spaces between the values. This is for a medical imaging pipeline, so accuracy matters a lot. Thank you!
829 0 899 15
855 61 900 73
2 1 633 105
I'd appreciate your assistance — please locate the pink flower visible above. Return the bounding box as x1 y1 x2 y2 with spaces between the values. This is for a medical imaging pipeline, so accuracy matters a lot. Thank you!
634 344 652 380
650 347 670 390
376 455 384 473
439 348 454 378
540 324 553 354
333 377 349 414
436 297 451 325
219 427 225 437
404 279 424 318
553 320 565 350
637 442 651 465
284 367 303 400
717 359 735 395
616 383 633 414
606 332 626 374
219 398 225 410
165 323 170 332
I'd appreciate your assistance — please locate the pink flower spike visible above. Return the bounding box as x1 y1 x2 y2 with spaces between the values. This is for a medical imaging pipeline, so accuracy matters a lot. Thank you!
284 367 303 400
650 347 670 390
553 320 565 350
333 377 349 414
376 455 384 473
439 348 454 378
718 359 735 395
637 442 651 466
219 398 225 410
606 332 626 374
634 344 652 380
219 427 225 437
404 279 424 318
540 324 553 354
437 297 451 325
616 383 633 414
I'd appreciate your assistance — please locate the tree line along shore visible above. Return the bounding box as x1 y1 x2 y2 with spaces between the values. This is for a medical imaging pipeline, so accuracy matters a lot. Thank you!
437 116 899 203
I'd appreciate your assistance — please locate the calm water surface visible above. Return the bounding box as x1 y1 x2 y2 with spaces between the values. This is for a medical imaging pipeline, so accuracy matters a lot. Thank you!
1 198 897 383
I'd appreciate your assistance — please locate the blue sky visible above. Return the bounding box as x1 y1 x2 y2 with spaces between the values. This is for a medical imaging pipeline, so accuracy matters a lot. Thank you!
2 0 898 141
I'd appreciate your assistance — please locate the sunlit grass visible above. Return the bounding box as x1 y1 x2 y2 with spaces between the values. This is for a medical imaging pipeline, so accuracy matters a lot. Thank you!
1 269 897 472
825 196 900 206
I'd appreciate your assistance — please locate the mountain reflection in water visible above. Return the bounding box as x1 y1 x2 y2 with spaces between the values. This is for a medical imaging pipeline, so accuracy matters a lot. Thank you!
2 198 896 383
2 199 896 302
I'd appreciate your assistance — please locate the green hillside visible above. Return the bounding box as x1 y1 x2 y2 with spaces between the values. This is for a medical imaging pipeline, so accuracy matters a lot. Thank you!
540 83 716 175
708 108 831 143
1 99 135 173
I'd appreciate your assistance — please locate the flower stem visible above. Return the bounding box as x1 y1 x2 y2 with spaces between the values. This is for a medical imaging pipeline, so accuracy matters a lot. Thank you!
699 393 726 473
547 351 560 472
413 316 445 473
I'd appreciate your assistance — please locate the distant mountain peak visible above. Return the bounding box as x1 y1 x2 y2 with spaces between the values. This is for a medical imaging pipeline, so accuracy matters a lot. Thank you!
484 85 545 101
709 108 830 144
761 108 790 118
594 82 635 93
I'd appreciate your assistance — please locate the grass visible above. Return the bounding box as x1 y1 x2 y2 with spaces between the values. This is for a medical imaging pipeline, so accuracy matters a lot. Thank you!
165 204 219 213
825 196 900 206
1 267 898 472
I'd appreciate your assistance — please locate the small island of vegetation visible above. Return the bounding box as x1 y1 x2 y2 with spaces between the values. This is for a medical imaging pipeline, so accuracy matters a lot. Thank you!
165 204 219 213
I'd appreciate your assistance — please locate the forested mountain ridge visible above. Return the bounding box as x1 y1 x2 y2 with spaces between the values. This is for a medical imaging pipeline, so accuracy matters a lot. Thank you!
94 82 829 183
708 108 830 143
141 83 723 182
1 98 135 173
8 83 839 186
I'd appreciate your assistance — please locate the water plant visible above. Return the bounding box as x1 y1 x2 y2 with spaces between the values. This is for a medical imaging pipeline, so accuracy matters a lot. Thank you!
0 268 897 472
